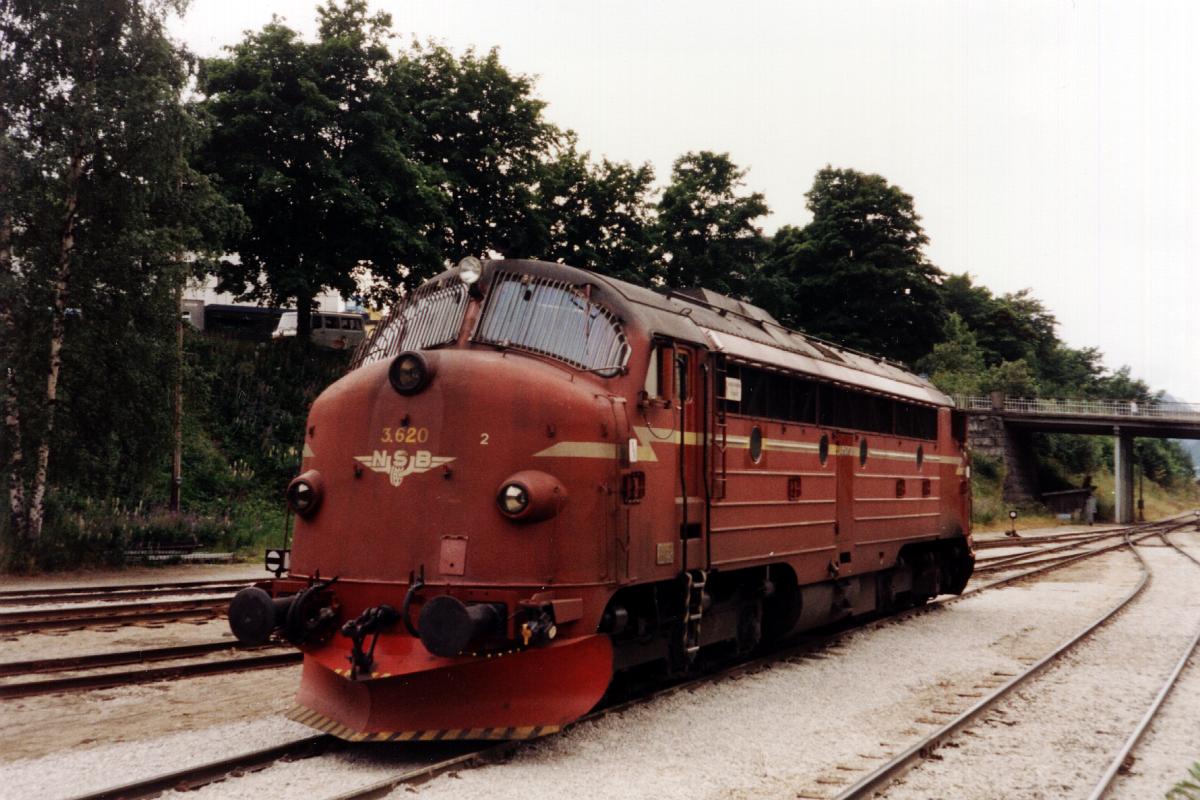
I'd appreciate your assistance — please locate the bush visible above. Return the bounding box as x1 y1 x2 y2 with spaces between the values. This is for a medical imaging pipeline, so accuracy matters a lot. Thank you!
1 490 228 572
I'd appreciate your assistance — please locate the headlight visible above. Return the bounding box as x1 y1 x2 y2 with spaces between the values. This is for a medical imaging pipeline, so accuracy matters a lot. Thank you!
498 483 530 516
495 470 568 523
388 351 431 395
457 256 482 285
286 470 324 516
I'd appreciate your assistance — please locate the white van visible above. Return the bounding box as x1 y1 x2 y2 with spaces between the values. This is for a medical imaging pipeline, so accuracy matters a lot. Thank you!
272 311 367 350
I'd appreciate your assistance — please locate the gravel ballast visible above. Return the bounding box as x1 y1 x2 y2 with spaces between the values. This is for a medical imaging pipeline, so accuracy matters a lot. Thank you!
384 552 1142 800
882 533 1200 800
1106 532 1200 800
6 526 1196 799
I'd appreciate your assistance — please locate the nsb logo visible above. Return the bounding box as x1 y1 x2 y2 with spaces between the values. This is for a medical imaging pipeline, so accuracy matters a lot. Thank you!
354 449 456 487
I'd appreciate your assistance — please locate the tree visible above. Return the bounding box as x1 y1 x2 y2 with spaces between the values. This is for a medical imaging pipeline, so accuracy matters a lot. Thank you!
917 313 986 395
1 0 232 539
983 359 1039 398
763 166 944 364
940 274 1059 369
656 151 768 297
399 43 560 261
197 2 444 333
532 140 659 285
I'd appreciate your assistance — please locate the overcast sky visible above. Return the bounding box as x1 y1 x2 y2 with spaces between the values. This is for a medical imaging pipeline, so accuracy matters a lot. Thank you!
171 0 1200 402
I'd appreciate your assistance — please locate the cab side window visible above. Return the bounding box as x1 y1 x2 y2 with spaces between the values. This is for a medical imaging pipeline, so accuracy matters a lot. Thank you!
643 344 674 401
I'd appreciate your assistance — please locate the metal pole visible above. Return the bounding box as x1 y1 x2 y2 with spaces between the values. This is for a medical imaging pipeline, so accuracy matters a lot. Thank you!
169 281 183 513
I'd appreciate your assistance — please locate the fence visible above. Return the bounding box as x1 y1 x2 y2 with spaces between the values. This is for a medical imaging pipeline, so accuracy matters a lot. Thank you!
954 395 1200 423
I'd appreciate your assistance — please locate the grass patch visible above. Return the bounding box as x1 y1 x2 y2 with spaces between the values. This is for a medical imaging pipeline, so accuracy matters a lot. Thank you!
1169 763 1200 800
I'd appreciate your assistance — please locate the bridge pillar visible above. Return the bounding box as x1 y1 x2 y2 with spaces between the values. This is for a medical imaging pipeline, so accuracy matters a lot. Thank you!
1114 428 1135 524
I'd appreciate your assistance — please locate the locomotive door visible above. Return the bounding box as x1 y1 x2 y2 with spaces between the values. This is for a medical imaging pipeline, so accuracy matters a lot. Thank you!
673 344 708 570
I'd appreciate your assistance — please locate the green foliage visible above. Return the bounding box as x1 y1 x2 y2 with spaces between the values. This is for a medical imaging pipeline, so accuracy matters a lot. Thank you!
401 42 560 261
2 490 228 572
984 359 1039 398
183 333 349 501
1 0 237 540
2 333 342 571
968 452 1005 525
919 313 986 394
1168 762 1200 800
1136 438 1197 487
533 139 659 285
760 167 945 364
940 275 1058 369
657 151 769 297
196 1 444 325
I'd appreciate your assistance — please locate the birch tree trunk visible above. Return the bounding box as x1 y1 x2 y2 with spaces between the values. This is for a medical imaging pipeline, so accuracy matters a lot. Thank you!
0 195 26 539
27 149 83 540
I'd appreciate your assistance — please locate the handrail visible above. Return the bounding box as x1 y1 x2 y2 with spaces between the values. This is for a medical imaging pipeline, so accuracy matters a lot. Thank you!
953 394 1200 422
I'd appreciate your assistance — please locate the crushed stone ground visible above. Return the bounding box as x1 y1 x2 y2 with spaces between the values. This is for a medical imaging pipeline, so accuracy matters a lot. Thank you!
882 531 1200 800
5 526 1197 799
391 552 1141 800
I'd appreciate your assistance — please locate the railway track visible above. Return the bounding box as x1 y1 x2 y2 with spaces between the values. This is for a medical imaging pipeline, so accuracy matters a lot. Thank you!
0 578 249 607
970 517 1188 572
973 529 1134 574
831 521 1200 799
64 515 1197 800
0 597 232 633
0 641 301 699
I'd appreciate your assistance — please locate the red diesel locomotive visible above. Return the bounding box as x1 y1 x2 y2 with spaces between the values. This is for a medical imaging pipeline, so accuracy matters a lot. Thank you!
229 257 974 742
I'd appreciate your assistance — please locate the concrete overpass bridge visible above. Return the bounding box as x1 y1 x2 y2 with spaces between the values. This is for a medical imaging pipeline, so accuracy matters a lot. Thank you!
956 394 1200 523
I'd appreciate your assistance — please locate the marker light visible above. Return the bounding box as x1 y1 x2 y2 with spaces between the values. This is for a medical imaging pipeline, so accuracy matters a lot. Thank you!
457 256 482 285
498 483 530 516
389 351 430 395
286 470 324 516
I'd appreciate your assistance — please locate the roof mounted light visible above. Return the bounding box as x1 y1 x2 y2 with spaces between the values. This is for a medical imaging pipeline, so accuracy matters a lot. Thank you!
389 351 433 395
457 256 482 285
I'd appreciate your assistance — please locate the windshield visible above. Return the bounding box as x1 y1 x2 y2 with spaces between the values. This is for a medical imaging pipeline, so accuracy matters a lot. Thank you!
475 271 630 374
351 281 469 368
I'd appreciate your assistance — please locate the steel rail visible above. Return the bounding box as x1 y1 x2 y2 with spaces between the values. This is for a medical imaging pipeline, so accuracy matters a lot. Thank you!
1084 531 1200 800
0 652 301 700
0 577 250 601
831 530 1155 800
63 735 336 800
973 529 1121 549
975 547 1117 575
831 522 1198 800
64 516 1196 800
974 528 1128 570
965 519 1194 592
979 520 1185 568
0 641 249 677
0 598 228 633
0 583 245 607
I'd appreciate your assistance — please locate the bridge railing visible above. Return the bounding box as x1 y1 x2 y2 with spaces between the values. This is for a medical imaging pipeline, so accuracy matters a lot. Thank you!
953 395 1200 422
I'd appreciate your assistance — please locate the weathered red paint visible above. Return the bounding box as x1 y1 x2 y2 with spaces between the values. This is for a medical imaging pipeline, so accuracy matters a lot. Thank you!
257 258 972 740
